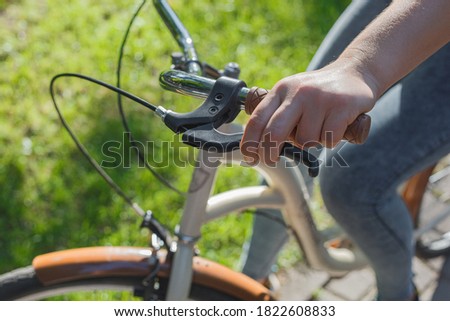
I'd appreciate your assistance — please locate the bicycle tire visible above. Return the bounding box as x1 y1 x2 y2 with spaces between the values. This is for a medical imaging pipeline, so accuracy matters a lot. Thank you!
0 265 240 300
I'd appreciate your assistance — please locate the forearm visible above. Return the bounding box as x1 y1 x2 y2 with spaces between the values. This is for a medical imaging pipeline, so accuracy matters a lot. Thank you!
339 0 450 98
240 0 450 159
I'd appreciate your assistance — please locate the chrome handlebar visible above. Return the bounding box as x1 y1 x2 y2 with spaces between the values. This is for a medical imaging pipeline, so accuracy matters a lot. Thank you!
159 70 250 104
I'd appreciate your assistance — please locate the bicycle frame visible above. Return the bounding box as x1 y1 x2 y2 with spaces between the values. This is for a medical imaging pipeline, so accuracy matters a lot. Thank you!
153 0 366 300
167 144 367 299
2 0 449 302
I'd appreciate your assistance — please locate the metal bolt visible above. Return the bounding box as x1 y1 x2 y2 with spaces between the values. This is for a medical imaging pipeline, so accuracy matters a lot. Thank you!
214 93 224 102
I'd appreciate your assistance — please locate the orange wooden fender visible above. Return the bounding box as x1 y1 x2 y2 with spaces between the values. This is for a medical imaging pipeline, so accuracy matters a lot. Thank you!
33 246 272 301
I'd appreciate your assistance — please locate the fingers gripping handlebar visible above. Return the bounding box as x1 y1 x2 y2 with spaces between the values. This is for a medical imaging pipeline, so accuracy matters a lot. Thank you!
245 87 371 145
158 70 372 177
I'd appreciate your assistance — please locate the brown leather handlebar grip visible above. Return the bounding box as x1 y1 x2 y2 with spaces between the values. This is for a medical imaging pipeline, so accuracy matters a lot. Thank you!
244 87 371 144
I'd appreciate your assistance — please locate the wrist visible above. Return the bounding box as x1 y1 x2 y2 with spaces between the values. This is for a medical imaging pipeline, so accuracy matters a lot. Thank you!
336 50 384 100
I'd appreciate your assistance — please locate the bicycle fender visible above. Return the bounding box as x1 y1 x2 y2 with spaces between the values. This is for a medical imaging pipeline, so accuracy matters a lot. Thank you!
32 246 272 301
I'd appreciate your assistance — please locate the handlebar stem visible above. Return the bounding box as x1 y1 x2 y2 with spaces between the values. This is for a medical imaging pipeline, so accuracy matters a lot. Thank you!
153 0 202 75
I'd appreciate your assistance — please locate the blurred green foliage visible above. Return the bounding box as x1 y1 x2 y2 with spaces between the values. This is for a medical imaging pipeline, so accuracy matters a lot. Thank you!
0 0 349 274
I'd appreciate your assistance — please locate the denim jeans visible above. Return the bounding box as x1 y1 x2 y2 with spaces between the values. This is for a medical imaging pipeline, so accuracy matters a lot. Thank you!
242 0 450 300
320 44 450 299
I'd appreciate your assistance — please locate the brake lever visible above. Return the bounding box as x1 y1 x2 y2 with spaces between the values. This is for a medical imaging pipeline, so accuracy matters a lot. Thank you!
162 76 245 133
159 76 320 177
182 124 319 177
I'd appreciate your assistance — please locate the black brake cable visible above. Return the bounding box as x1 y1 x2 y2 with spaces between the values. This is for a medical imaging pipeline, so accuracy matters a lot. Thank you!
116 0 184 195
114 0 287 226
49 1 187 219
50 1 289 226
113 0 292 226
49 72 162 217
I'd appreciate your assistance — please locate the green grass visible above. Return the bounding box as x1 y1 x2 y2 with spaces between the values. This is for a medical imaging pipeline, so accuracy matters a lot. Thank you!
0 0 349 276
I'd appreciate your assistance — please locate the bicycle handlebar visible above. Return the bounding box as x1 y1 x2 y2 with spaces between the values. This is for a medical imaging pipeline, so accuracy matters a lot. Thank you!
245 87 371 144
160 70 371 144
158 73 320 176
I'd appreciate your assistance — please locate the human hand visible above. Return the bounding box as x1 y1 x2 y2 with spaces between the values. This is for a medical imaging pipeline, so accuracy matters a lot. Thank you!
240 60 378 165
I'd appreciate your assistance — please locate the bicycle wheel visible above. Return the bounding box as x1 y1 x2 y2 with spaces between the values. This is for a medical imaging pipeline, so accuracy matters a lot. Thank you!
403 155 450 258
0 266 238 300
0 246 272 301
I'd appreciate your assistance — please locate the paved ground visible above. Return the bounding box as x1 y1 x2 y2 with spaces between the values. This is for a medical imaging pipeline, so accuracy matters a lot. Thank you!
275 167 450 301
276 255 450 300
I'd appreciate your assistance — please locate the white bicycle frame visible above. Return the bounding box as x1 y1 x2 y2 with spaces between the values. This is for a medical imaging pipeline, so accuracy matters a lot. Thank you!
165 126 367 300
153 0 367 300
